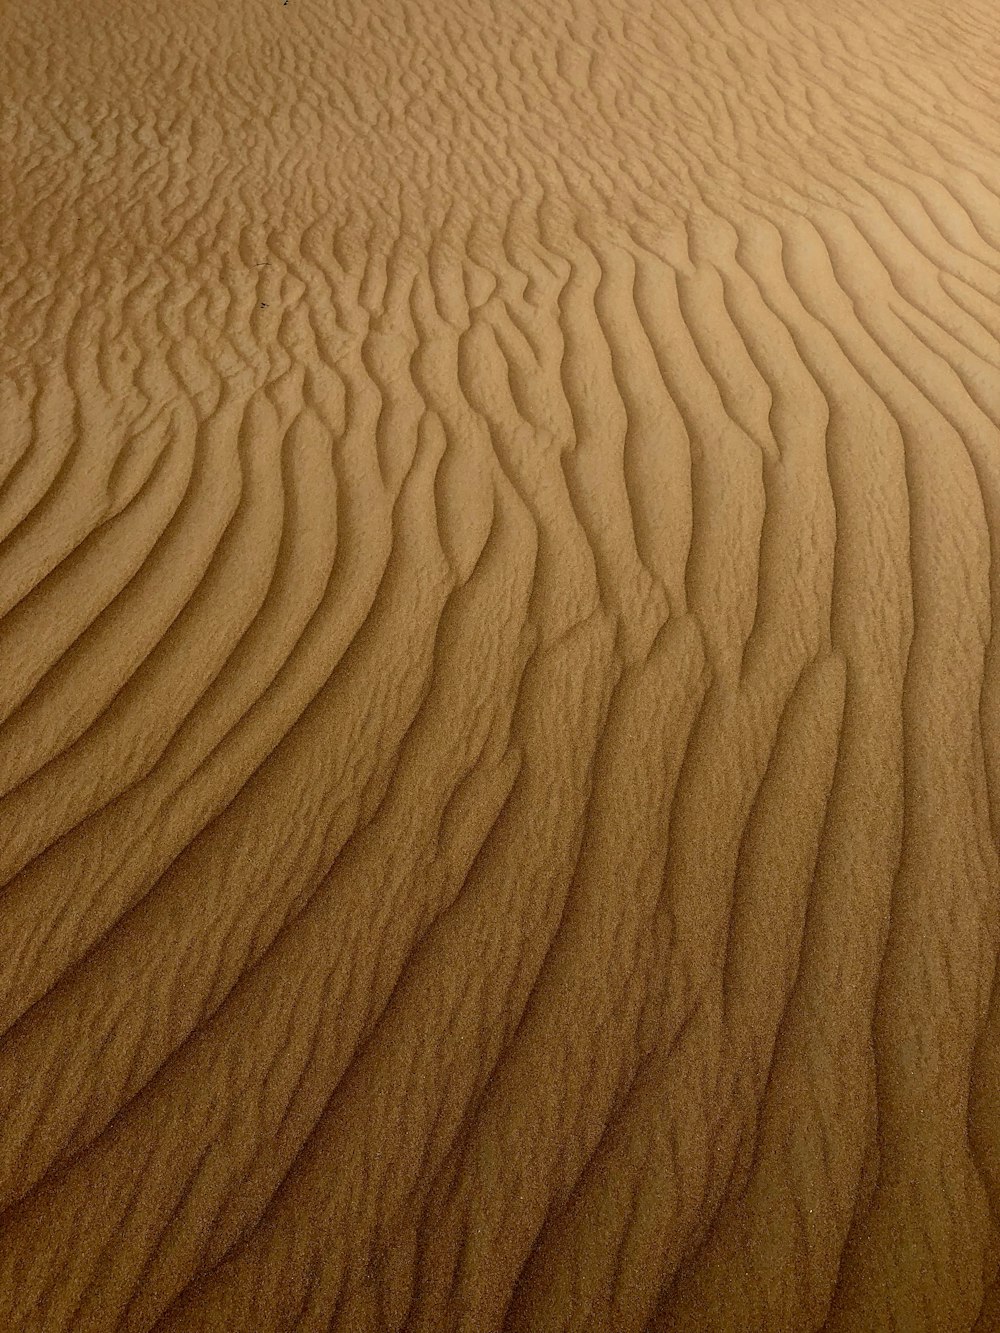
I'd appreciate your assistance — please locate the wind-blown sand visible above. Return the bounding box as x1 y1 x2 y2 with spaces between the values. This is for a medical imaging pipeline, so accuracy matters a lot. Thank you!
2 0 999 1328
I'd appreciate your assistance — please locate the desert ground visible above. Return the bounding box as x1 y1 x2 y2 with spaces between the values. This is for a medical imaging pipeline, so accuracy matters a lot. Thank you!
2 0 999 1328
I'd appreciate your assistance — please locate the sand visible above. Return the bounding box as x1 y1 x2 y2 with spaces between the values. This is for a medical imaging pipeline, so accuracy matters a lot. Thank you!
2 0 999 1328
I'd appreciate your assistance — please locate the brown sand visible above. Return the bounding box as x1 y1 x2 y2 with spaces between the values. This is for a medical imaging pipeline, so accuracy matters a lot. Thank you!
2 0 999 1328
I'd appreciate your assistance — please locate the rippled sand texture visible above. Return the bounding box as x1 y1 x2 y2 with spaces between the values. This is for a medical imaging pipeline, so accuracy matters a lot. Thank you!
3 0 1000 1328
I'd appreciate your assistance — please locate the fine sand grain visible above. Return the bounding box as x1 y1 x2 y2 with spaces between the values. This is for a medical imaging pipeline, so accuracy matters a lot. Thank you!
2 0 1000 1329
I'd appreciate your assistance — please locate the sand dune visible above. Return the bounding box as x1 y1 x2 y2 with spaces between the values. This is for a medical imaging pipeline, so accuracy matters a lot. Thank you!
2 0 999 1328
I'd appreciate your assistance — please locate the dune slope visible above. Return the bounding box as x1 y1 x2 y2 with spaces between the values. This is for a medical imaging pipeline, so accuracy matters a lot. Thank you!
2 0 1000 1328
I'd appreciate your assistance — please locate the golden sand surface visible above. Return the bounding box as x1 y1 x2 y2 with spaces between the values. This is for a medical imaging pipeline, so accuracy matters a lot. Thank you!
2 0 1000 1328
